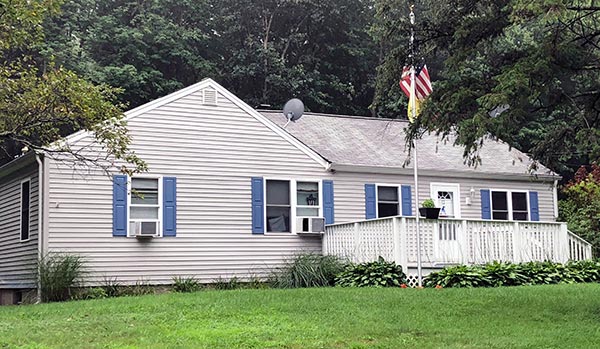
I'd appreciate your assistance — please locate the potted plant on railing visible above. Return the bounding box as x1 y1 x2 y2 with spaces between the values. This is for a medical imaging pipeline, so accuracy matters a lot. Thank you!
419 198 441 219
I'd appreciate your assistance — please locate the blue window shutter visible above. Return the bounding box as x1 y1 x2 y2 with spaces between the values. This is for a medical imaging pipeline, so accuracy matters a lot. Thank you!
251 177 264 234
401 185 412 216
163 177 177 237
112 175 128 237
481 189 491 220
529 191 540 221
323 180 335 224
365 184 376 219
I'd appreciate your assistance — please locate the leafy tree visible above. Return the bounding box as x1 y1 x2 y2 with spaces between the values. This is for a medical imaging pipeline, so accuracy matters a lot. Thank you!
212 0 378 114
559 164 600 257
41 0 378 115
0 0 145 173
372 0 600 176
42 0 219 109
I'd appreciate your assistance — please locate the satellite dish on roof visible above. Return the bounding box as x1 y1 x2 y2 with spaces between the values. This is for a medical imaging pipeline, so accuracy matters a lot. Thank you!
282 98 304 128
489 104 510 118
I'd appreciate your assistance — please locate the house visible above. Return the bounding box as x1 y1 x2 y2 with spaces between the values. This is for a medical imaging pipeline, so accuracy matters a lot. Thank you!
0 78 591 303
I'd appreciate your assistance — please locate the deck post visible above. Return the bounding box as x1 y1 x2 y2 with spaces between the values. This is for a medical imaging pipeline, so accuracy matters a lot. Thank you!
559 223 569 263
512 222 521 263
353 222 360 263
393 217 400 264
322 227 328 256
460 220 469 264
398 217 408 272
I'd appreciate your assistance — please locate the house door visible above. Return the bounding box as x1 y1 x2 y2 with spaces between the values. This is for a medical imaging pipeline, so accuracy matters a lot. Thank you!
431 184 462 263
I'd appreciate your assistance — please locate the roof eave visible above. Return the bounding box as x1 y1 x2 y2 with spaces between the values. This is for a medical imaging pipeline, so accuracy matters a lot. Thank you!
329 163 561 181
0 152 37 180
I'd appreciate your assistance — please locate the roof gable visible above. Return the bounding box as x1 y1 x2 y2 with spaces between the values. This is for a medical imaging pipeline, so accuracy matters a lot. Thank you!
65 79 329 169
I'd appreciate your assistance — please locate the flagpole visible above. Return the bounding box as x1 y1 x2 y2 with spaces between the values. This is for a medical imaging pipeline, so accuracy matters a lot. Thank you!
409 4 423 287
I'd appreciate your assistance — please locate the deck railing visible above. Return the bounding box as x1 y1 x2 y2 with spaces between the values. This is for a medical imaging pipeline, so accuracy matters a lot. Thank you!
323 217 592 269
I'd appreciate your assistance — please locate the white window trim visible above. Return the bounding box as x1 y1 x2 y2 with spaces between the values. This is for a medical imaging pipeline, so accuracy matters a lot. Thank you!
489 189 530 221
127 175 163 237
263 177 323 235
374 183 404 218
430 182 461 219
19 177 32 242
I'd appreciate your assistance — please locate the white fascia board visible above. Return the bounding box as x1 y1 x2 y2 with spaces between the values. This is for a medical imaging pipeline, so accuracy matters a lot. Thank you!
329 163 560 182
61 78 330 170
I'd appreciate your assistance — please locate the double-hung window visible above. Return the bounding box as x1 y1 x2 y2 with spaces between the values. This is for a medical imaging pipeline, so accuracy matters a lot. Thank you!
491 190 528 221
264 179 323 233
129 178 161 236
20 179 31 241
377 186 399 218
266 180 291 233
296 181 320 217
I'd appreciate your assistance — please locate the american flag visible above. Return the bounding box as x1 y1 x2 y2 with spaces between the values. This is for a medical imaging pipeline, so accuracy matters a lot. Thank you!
400 63 432 100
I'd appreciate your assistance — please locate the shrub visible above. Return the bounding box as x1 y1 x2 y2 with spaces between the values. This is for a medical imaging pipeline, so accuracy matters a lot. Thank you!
270 253 347 288
335 257 406 287
567 260 600 282
482 261 529 287
74 287 108 300
559 165 600 257
425 260 600 288
37 253 86 302
424 265 491 288
515 261 567 285
173 276 201 293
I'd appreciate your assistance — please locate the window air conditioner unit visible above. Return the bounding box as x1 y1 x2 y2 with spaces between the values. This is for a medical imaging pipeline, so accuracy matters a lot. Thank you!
133 221 159 238
296 217 326 235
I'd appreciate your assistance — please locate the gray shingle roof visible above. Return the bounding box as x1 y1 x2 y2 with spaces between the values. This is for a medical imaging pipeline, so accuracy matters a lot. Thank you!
260 111 556 178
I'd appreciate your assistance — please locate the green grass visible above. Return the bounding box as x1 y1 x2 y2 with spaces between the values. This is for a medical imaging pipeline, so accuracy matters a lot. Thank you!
2 284 600 348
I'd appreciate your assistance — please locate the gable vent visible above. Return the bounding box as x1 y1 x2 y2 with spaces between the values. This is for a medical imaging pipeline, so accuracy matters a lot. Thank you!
203 88 217 105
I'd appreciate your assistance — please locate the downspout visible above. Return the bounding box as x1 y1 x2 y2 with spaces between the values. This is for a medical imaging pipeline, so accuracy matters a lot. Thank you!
35 153 44 303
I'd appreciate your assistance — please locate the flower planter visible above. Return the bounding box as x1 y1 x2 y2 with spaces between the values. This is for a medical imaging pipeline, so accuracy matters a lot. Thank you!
419 207 441 219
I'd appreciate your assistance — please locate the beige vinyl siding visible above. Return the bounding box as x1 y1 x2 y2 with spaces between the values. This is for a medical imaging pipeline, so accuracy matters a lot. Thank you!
47 88 324 285
329 172 555 223
0 164 39 288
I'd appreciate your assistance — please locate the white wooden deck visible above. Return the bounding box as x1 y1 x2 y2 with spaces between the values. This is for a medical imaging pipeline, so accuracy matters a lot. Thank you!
323 217 592 270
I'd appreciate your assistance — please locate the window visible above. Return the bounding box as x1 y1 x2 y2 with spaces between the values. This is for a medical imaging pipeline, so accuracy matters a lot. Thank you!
266 180 291 232
378 186 399 218
296 181 320 217
491 190 528 221
491 191 509 220
20 180 30 241
129 178 160 236
511 192 528 221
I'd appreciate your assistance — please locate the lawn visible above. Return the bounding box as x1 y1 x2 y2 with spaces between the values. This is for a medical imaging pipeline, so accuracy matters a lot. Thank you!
1 284 600 348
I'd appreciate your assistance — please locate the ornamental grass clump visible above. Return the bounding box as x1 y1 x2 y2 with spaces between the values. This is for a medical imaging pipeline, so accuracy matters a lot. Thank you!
37 253 86 302
173 276 202 293
335 257 407 287
270 253 347 288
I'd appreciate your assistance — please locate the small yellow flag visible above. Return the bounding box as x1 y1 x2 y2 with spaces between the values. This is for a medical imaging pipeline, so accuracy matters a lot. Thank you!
407 93 421 123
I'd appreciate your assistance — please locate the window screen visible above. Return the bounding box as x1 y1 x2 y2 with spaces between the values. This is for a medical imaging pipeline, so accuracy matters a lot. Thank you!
491 191 508 220
378 186 399 218
511 192 528 221
129 178 160 235
266 180 290 232
296 181 319 217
